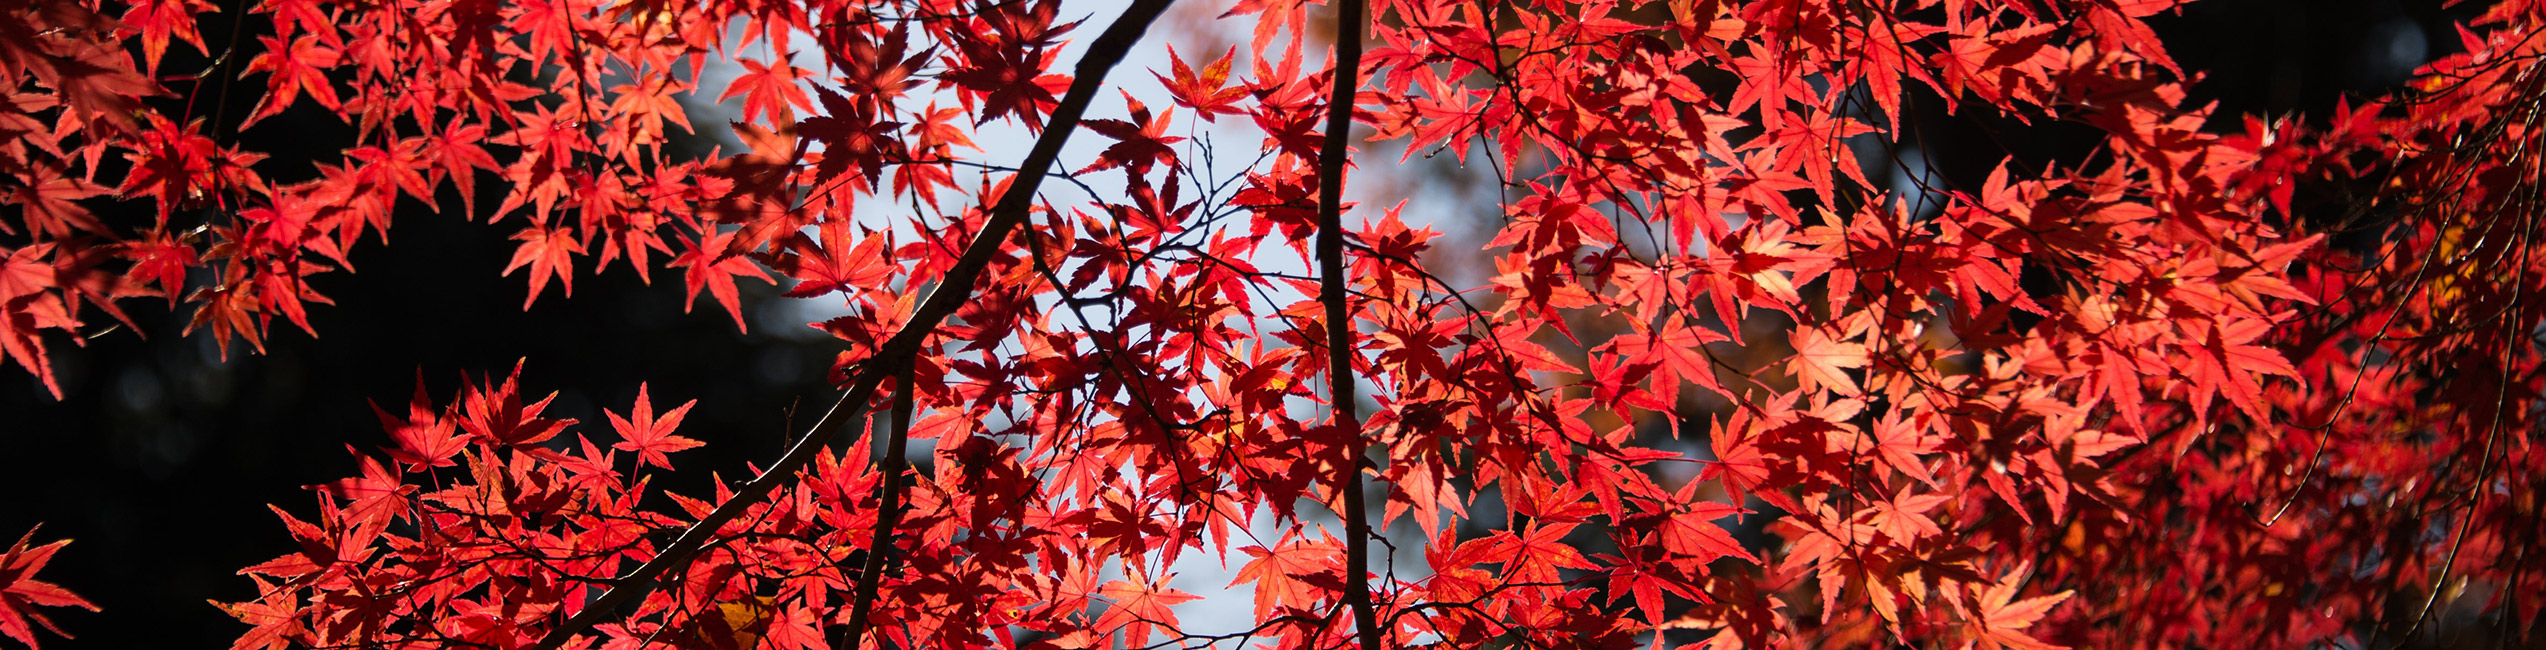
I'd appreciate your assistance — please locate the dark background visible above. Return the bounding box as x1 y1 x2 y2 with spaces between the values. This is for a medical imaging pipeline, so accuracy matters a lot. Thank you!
0 0 2480 646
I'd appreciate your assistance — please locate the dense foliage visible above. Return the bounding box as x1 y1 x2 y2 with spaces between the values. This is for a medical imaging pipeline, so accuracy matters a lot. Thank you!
1 0 2541 647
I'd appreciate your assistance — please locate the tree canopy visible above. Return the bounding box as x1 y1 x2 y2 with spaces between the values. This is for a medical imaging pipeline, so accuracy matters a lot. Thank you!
1 0 2542 647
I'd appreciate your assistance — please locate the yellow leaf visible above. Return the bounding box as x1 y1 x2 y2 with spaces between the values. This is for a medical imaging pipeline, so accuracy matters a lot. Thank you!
692 595 775 650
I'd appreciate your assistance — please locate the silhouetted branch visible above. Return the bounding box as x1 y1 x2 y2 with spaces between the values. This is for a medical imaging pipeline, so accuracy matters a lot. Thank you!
523 1 1178 645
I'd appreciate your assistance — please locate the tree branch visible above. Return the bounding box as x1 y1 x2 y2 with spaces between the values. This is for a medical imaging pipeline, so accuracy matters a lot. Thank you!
1315 0 1383 647
523 1 1178 646
841 363 915 648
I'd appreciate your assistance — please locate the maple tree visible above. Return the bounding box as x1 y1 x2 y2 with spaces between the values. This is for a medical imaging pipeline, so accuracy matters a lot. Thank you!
2 0 2543 646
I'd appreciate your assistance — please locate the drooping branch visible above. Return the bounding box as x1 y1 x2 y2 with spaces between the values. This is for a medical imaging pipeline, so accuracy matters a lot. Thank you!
1314 0 1382 646
523 1 1177 646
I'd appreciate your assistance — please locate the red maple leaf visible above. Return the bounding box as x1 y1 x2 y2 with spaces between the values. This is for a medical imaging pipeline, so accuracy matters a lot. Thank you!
1966 565 2074 650
939 35 1064 130
1786 325 1868 395
608 383 701 470
239 34 342 128
0 528 98 650
373 374 464 471
1657 502 1755 563
795 86 901 190
1154 45 1245 122
454 361 574 447
671 230 774 332
758 218 892 298
423 121 503 216
720 55 815 126
119 0 218 74
1609 318 1730 405
1229 529 1343 619
503 224 583 309
1093 568 1197 648
1077 92 1183 174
